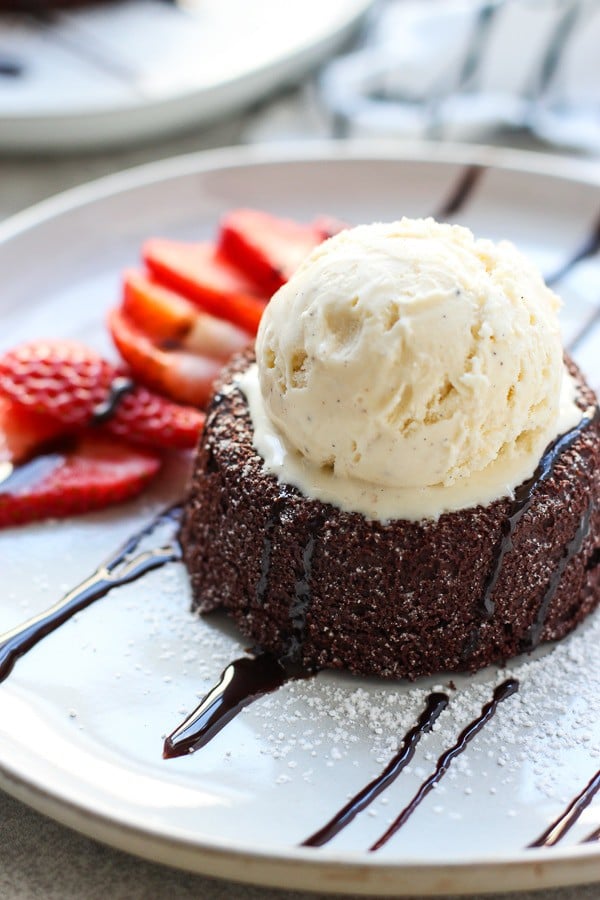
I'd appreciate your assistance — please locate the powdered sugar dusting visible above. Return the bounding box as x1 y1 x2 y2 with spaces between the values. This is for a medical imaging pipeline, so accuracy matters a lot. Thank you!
2 495 599 856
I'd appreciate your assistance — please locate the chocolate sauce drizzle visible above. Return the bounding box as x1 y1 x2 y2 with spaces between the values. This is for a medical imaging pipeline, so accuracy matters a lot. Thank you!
302 692 449 847
566 307 600 356
163 652 307 759
545 206 600 359
529 769 600 848
255 494 321 664
90 376 135 426
0 505 182 682
484 417 594 621
436 165 485 219
369 678 519 851
256 497 287 606
462 411 597 660
163 498 320 759
546 211 600 287
520 500 594 652
285 522 320 662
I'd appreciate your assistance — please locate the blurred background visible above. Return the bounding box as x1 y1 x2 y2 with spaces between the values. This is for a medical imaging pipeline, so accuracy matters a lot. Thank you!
0 0 599 219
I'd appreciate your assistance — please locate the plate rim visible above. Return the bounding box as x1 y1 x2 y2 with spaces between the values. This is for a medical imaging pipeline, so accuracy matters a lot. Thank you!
0 139 599 895
3 761 600 897
1 139 599 245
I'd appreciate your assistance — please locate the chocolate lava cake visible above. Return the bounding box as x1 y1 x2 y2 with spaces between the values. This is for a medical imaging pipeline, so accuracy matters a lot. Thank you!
181 352 600 680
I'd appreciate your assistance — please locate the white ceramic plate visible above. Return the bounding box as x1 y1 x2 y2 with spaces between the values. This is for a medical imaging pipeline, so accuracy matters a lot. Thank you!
0 143 599 896
0 0 371 152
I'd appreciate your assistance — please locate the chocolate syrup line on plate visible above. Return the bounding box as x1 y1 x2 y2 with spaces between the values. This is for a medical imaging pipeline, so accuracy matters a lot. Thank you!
546 210 600 287
520 500 594 652
0 505 182 682
566 307 600 356
162 652 308 759
90 376 135 426
369 678 519 852
435 165 485 219
529 769 600 848
301 692 449 848
582 824 600 844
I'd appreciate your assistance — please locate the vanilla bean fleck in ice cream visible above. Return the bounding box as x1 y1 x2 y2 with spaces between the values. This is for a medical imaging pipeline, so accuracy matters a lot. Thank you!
239 218 582 521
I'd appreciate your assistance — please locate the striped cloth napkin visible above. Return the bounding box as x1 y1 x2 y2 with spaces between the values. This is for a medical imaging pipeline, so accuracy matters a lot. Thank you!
320 0 600 153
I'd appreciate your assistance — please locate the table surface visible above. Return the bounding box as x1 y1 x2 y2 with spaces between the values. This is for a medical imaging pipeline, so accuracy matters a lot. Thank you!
0 77 599 900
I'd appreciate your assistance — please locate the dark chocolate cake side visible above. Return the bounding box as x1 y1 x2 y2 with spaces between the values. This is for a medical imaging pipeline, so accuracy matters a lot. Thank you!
181 352 600 680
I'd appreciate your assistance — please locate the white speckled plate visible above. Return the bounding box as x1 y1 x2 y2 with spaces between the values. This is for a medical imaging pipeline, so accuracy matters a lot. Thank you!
0 0 371 151
0 143 599 896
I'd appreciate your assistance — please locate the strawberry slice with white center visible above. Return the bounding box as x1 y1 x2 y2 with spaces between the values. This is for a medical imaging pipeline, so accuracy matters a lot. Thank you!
122 268 251 361
0 433 161 528
108 308 222 408
143 240 267 335
0 339 205 450
217 209 343 297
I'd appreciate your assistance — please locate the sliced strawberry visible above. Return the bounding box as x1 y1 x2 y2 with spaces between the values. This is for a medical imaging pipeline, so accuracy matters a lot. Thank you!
123 268 198 343
0 339 204 450
218 209 329 296
143 240 267 335
0 339 115 426
123 268 251 361
0 395 68 464
0 433 161 528
108 308 222 408
107 384 205 450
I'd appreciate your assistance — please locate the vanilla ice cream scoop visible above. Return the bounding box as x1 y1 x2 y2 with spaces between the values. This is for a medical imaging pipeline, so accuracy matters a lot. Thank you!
256 218 570 492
